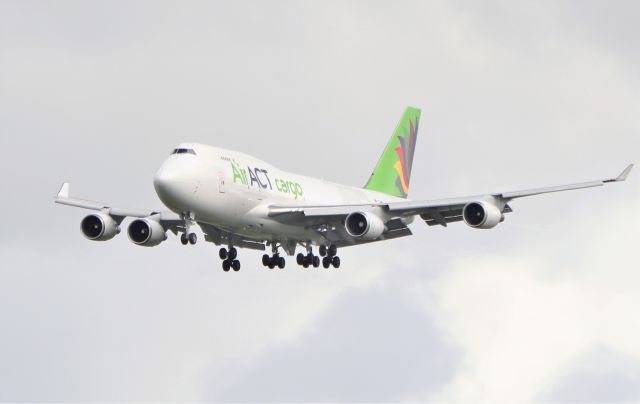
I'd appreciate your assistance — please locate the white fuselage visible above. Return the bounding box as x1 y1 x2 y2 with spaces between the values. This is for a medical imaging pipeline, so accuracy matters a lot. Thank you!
153 143 404 243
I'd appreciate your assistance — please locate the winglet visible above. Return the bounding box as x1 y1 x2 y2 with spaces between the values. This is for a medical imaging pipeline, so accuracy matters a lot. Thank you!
615 164 634 182
57 182 70 199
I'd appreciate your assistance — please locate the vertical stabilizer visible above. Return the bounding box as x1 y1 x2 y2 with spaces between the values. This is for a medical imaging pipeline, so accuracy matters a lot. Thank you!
364 107 421 198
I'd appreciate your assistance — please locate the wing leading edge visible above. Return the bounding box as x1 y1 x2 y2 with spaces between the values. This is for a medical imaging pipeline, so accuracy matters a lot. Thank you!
54 182 181 220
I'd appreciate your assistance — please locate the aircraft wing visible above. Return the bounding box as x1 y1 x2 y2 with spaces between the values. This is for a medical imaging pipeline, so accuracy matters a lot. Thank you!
268 164 633 230
54 182 183 230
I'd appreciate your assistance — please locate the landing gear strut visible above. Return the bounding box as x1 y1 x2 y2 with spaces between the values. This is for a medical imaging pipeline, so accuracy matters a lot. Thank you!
219 246 240 272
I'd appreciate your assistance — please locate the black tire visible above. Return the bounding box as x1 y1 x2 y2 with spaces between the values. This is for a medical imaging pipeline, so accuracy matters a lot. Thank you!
322 256 331 268
229 247 238 260
222 260 231 272
278 256 285 269
312 256 320 268
219 248 228 260
232 260 240 271
319 245 327 257
332 256 340 268
268 260 275 269
181 233 188 245
302 259 309 268
296 253 304 265
188 233 197 245
262 254 270 266
328 244 337 257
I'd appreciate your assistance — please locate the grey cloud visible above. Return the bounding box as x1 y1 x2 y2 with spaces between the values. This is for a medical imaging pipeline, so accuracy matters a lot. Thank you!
540 346 640 403
212 287 461 402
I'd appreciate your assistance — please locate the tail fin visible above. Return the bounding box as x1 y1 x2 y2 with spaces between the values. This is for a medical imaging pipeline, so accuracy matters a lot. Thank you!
364 107 421 198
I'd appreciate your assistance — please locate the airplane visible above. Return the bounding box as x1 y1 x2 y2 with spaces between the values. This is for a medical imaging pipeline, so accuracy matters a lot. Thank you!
55 107 633 272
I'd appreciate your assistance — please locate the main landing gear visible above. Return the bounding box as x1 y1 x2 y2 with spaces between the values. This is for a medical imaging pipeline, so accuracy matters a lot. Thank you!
262 243 286 269
297 244 340 269
219 246 240 272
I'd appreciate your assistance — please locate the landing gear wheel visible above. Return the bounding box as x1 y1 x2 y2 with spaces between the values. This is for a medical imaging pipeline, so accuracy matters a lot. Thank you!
228 247 238 260
188 233 197 245
268 259 276 269
322 256 331 268
219 248 228 260
328 244 337 257
296 253 304 265
312 256 320 268
262 254 270 266
319 245 327 257
302 259 309 268
278 256 286 269
331 256 340 268
222 260 231 272
181 233 188 245
232 260 241 271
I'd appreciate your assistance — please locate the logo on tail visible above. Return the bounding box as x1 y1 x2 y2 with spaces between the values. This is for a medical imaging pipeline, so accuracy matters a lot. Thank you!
393 117 418 197
365 107 421 199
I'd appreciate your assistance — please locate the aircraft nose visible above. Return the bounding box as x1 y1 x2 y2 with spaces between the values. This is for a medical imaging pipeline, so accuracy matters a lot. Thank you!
153 160 197 211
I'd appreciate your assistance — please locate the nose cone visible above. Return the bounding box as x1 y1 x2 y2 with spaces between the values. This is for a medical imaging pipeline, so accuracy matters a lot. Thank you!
154 158 198 212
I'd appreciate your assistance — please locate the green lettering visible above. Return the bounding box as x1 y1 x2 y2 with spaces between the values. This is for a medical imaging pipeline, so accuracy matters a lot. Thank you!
231 163 244 184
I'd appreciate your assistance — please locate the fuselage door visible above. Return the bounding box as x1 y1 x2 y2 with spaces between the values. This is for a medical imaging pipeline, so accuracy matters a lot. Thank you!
218 171 226 193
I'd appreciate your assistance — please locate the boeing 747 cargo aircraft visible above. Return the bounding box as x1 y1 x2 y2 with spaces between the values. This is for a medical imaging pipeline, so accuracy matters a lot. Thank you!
55 107 633 271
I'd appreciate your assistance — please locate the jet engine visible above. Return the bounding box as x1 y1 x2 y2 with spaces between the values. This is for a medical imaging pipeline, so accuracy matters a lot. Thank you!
80 213 120 241
462 200 504 229
345 211 385 240
127 218 167 247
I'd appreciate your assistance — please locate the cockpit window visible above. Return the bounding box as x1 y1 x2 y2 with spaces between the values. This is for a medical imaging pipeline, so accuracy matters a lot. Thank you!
172 148 196 155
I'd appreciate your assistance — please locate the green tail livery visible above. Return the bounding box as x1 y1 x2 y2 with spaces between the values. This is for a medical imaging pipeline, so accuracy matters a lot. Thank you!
365 106 421 198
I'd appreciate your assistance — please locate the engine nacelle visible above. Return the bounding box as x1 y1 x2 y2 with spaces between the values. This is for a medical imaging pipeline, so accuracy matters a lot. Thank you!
127 218 167 247
80 213 120 241
345 211 385 240
462 200 504 229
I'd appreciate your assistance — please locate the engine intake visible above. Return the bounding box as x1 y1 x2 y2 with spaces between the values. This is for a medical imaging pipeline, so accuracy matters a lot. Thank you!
127 218 167 247
345 211 385 240
463 200 504 229
80 213 120 241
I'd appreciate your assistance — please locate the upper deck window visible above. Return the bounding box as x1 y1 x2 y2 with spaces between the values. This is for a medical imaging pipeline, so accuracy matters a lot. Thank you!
172 148 196 155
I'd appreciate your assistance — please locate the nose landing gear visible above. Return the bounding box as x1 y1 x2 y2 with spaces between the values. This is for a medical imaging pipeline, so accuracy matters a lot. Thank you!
180 212 197 245
181 232 197 245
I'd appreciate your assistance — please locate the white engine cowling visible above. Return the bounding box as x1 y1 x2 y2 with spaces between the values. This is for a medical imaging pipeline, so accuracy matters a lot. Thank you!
127 218 167 247
345 211 385 240
462 200 504 229
80 213 120 241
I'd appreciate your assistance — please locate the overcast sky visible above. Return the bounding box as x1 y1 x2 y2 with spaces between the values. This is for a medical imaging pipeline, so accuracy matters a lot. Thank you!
0 0 639 401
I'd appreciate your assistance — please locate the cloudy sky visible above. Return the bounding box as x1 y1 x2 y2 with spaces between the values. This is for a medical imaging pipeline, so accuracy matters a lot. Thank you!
1 0 639 401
